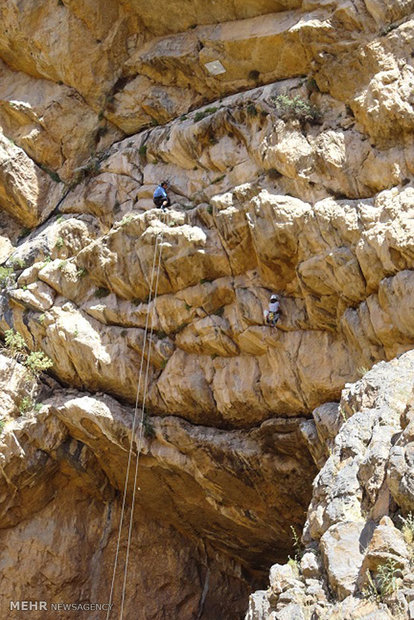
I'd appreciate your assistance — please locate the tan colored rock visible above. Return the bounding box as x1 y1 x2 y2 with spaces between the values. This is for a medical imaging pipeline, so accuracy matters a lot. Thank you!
360 516 409 583
0 0 131 107
0 404 251 619
0 354 33 419
315 21 414 144
1 4 414 617
0 133 63 227
9 281 56 312
320 521 373 600
176 315 239 356
300 552 322 580
0 60 122 182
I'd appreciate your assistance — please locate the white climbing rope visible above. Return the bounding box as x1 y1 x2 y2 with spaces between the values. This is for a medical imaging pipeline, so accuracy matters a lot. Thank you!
119 210 167 619
106 209 167 620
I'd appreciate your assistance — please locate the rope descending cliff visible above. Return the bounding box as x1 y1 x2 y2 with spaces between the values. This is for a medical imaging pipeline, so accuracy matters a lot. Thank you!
107 210 168 619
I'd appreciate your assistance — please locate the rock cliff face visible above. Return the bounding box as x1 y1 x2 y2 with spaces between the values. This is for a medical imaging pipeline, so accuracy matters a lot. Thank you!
0 1 414 618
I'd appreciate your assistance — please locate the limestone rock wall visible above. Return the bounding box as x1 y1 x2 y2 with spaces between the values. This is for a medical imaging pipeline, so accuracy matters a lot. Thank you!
0 0 414 618
247 351 414 619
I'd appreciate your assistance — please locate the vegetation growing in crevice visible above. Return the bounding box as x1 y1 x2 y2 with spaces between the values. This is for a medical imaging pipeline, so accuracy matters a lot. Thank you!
246 103 258 117
0 266 15 289
272 94 321 124
143 414 155 439
1 329 53 420
95 287 110 298
363 559 401 602
194 107 218 122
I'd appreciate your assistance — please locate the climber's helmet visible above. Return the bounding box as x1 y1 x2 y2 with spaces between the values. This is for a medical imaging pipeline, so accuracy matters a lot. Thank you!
270 294 279 302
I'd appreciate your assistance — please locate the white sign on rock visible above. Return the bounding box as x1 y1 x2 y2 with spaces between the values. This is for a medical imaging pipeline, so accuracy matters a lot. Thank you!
204 60 226 75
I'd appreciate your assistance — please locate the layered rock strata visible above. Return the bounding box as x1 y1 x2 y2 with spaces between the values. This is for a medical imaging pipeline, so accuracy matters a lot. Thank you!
0 0 414 618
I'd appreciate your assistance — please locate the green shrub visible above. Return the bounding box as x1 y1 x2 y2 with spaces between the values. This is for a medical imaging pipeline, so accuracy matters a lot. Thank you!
247 103 258 117
138 145 147 157
143 414 155 439
12 257 26 270
18 227 31 240
25 351 54 376
363 559 400 601
76 267 88 279
380 22 398 36
19 396 34 415
194 107 218 122
400 513 414 546
120 214 134 226
41 165 61 183
357 366 369 377
4 329 26 356
55 236 64 249
306 77 319 93
273 94 321 124
0 266 15 288
95 287 110 298
290 525 303 560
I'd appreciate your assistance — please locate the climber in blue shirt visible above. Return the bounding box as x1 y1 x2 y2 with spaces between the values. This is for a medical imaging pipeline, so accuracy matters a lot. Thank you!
153 181 171 210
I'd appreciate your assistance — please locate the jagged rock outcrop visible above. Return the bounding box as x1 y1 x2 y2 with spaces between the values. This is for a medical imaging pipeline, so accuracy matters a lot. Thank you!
247 351 414 619
0 0 414 618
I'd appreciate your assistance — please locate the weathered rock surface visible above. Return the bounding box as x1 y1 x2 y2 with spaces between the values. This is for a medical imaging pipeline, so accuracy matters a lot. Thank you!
0 0 414 618
247 351 414 619
0 357 314 617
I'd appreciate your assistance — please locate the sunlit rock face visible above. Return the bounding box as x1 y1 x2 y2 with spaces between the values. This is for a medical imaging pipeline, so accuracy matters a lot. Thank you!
0 0 414 618
248 351 414 619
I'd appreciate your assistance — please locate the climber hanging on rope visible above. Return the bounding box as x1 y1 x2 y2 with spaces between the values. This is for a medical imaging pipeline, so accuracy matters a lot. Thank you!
264 294 280 327
153 181 171 210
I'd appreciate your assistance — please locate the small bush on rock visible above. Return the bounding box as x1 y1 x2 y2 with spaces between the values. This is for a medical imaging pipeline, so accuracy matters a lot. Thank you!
363 559 400 602
4 329 26 357
273 94 321 124
25 351 54 376
0 267 16 289
400 513 414 547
